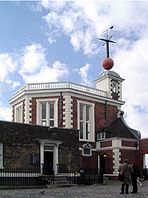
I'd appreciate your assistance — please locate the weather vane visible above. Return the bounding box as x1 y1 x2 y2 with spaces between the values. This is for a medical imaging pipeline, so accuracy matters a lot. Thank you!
99 26 116 58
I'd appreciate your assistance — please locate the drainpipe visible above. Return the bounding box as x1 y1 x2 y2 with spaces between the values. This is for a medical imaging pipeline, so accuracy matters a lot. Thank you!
59 92 63 127
104 100 107 128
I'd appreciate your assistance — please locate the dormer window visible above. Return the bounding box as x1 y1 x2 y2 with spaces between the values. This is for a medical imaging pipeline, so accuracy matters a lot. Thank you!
97 132 106 140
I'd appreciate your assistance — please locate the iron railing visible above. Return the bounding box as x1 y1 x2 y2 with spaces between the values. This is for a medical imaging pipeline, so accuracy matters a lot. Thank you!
0 168 41 189
0 168 103 188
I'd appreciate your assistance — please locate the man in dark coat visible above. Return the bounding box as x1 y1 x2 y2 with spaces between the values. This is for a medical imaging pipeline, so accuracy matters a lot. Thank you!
131 162 140 193
118 159 133 194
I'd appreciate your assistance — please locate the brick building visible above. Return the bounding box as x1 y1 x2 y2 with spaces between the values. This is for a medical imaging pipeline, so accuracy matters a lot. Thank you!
0 120 79 175
8 58 148 178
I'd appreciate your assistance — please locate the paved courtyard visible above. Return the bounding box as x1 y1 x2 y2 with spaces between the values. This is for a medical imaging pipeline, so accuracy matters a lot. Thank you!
0 180 147 198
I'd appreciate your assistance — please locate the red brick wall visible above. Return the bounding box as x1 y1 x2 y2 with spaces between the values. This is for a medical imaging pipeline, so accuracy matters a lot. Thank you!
31 95 118 131
105 151 113 174
79 152 98 173
120 149 138 164
97 150 113 174
101 141 112 148
72 96 118 130
139 139 148 170
32 98 36 125
95 103 118 130
72 97 77 129
122 140 136 147
139 139 148 153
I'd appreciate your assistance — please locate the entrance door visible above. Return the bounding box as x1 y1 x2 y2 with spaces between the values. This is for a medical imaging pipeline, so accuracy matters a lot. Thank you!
100 155 105 174
43 151 54 175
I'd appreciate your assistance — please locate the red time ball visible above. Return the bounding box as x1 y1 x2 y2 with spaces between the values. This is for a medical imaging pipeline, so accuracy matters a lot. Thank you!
102 58 114 70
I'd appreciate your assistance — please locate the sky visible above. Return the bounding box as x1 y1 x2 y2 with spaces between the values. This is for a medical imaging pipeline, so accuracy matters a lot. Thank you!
0 0 148 138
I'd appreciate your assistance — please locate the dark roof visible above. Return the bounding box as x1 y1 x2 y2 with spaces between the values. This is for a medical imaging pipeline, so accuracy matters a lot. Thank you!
0 120 79 147
99 70 121 79
97 114 141 140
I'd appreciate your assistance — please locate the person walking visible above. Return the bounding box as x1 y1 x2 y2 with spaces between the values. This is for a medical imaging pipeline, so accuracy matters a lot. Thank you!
131 162 139 193
143 165 147 180
118 159 133 194
136 163 142 187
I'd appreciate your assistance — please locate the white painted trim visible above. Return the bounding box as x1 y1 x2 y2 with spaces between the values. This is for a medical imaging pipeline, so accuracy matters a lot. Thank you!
39 139 62 175
112 148 121 176
24 97 32 123
14 102 23 123
9 83 124 107
40 142 44 174
0 143 3 168
96 146 138 151
0 173 40 177
98 155 100 173
36 98 58 127
63 95 73 128
77 100 95 142
96 139 138 150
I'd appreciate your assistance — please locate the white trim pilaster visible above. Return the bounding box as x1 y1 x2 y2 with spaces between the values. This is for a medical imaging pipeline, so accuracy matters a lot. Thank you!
63 95 73 128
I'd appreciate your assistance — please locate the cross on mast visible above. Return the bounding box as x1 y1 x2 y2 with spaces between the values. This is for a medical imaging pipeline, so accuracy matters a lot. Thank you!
99 26 116 58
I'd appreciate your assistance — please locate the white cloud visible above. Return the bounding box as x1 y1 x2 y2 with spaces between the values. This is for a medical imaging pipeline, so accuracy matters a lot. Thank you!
0 106 11 121
40 1 148 138
20 60 69 83
114 37 148 138
6 79 21 89
41 1 148 55
20 43 47 75
19 43 68 83
43 2 99 54
0 43 69 87
77 63 92 86
0 54 17 82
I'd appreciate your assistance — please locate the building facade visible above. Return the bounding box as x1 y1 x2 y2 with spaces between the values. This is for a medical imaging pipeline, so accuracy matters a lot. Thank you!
0 121 79 175
9 61 147 178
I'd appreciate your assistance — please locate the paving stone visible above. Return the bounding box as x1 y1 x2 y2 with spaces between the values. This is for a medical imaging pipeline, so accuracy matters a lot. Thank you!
0 180 147 198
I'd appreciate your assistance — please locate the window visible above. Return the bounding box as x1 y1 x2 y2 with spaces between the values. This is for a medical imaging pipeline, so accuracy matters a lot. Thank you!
14 103 23 123
112 80 118 93
0 143 3 169
82 142 92 156
37 99 58 127
97 132 106 140
78 101 95 142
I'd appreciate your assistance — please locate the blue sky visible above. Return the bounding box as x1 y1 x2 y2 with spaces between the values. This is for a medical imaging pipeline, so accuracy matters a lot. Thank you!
0 0 148 138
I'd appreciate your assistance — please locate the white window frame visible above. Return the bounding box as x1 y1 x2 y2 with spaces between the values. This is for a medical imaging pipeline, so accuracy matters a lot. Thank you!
77 101 95 142
36 98 58 127
112 80 118 93
82 143 92 157
14 102 23 123
0 143 3 169
97 132 106 140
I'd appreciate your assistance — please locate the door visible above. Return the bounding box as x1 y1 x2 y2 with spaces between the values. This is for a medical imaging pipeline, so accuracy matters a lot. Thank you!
100 155 105 174
43 151 54 175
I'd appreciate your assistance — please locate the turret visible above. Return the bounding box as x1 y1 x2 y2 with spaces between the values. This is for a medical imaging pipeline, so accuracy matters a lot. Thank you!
95 27 124 100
